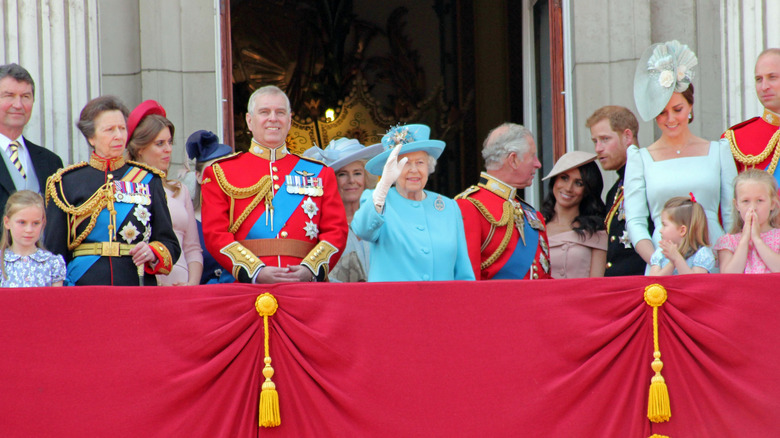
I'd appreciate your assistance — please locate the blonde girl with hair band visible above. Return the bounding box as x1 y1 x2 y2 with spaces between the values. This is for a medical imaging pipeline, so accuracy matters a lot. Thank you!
1 190 66 287
649 194 714 275
715 169 780 273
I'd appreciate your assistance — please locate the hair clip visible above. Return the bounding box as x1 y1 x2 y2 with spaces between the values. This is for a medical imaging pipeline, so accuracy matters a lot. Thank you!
689 192 696 203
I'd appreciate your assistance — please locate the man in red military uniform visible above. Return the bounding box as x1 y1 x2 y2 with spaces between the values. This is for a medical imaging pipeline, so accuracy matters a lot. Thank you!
201 85 347 283
724 48 780 178
456 123 551 280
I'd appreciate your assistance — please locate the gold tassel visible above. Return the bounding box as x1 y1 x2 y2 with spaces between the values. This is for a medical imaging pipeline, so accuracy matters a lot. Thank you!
649 435 670 438
644 284 671 423
256 293 281 427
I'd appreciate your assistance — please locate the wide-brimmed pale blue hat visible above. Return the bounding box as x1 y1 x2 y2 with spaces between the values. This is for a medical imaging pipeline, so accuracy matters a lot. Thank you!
633 40 698 122
302 137 384 171
365 124 445 175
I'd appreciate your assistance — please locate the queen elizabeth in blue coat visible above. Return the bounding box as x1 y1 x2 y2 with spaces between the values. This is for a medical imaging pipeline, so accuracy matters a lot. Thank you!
351 125 474 282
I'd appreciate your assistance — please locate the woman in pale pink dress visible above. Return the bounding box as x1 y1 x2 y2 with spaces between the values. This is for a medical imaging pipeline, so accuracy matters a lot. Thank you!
541 151 607 279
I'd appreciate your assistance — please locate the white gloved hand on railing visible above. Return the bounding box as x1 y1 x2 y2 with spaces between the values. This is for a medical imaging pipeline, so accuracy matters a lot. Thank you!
372 145 407 213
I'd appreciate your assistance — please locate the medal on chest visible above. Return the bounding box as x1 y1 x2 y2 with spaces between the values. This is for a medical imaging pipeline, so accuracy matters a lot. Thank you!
286 171 323 197
114 181 151 205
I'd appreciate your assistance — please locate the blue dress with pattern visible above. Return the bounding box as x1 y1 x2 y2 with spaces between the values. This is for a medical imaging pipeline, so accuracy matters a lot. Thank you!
1 248 66 287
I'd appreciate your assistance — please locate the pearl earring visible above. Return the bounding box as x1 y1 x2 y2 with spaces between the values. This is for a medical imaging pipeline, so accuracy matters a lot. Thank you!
688 113 692 120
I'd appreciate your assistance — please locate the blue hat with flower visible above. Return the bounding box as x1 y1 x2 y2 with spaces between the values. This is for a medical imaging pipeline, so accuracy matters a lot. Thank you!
633 40 698 121
365 124 446 175
302 137 384 171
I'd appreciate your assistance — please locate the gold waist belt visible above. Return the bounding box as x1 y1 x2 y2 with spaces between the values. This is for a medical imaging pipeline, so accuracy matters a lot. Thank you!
239 239 315 259
73 242 135 258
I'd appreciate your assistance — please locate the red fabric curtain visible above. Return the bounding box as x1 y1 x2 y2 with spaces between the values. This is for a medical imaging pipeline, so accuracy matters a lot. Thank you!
2 275 780 437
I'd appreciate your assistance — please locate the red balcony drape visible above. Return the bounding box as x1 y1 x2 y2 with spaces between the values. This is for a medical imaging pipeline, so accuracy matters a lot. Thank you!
2 275 779 437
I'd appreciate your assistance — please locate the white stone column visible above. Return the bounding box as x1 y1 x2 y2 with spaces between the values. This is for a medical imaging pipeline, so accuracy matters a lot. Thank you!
0 0 100 165
722 0 780 127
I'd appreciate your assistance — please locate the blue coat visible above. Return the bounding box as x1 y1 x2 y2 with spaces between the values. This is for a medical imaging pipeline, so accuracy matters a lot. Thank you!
351 188 475 282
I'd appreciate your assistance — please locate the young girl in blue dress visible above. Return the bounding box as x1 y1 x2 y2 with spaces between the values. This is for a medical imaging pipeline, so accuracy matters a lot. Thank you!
1 190 66 287
648 194 715 275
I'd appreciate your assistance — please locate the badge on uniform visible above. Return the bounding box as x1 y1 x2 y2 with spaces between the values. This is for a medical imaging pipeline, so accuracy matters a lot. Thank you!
302 196 319 219
539 252 550 273
511 200 526 245
286 174 323 196
114 181 151 205
539 234 549 257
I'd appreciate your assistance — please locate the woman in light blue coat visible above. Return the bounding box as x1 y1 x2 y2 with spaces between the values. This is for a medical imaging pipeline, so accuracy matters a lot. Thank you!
351 124 475 282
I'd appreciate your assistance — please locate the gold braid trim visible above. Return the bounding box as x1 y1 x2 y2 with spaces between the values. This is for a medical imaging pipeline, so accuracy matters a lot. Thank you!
725 128 780 172
147 241 174 275
45 163 115 250
464 197 515 270
211 163 274 233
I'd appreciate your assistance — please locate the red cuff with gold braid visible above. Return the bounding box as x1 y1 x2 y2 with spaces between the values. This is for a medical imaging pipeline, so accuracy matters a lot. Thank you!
145 241 174 275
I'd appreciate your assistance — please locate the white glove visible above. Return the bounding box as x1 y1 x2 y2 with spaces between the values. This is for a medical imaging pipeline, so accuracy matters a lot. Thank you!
372 145 408 213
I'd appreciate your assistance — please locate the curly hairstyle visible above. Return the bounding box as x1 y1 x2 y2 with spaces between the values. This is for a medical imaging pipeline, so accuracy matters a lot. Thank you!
541 160 606 239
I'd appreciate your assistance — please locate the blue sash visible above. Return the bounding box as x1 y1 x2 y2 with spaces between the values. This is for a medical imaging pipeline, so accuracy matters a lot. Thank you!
492 219 539 280
65 169 153 285
245 159 323 239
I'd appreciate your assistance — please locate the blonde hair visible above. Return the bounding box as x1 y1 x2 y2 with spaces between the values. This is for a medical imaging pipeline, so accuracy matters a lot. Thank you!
662 196 709 258
1 190 46 279
730 169 780 233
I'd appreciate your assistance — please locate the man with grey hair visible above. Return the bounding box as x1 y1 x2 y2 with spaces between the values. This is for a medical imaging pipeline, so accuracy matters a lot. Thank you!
201 85 347 283
0 63 63 212
456 122 551 279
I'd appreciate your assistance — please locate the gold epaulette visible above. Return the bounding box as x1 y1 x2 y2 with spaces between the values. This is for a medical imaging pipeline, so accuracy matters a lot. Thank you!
211 151 241 164
295 154 326 166
127 160 166 178
454 185 479 200
45 161 90 205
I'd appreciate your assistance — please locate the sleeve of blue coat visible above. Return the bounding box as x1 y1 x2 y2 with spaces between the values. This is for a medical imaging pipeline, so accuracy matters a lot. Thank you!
624 145 653 246
453 201 476 281
351 189 385 243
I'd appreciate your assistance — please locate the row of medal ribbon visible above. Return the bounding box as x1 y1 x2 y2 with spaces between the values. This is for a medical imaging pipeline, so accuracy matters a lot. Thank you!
285 175 323 197
113 181 152 205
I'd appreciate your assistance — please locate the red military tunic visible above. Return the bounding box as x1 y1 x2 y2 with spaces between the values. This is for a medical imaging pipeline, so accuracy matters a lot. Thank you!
723 108 780 173
200 141 347 282
456 172 551 280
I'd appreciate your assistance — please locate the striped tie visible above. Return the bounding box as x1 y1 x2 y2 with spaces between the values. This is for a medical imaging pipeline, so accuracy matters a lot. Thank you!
8 141 26 179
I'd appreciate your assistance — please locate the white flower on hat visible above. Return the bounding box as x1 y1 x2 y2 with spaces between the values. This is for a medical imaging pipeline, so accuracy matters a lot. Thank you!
677 65 687 81
658 70 675 88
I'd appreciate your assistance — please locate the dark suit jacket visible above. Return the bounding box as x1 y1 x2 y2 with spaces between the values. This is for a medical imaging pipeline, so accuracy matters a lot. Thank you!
0 137 64 211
